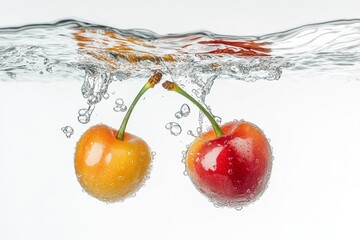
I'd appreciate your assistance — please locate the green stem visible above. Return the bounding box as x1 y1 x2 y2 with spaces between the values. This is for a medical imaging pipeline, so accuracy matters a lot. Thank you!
117 72 162 140
163 82 224 137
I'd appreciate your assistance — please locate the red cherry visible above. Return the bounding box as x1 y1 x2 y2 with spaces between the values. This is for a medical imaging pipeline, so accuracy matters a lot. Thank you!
186 121 272 207
163 81 272 208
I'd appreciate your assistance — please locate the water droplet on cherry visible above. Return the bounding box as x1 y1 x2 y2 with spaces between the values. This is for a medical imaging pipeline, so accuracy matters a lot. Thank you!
235 206 243 211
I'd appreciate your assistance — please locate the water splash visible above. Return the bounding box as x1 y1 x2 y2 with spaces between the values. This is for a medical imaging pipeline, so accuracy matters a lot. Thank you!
1 19 360 124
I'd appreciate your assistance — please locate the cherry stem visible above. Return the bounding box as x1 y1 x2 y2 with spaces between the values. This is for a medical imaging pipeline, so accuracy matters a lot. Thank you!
162 81 224 137
117 71 162 141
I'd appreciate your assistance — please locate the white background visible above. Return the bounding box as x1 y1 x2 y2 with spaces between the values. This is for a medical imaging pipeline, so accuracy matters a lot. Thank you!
1 1 360 240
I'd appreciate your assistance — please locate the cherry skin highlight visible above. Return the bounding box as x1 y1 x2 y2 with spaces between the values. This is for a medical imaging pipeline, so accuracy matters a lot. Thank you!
74 124 151 202
186 121 272 207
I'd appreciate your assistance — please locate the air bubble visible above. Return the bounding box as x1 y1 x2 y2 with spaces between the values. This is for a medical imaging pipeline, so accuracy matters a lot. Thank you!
151 151 156 157
120 105 127 112
88 104 95 112
103 92 110 99
113 105 122 112
61 126 74 138
165 122 182 136
174 103 190 119
171 125 182 136
113 98 127 112
175 112 182 119
78 108 87 116
115 98 124 105
181 150 188 163
214 116 222 124
180 104 190 117
183 170 188 176
187 130 197 138
230 65 239 73
235 206 243 211
77 105 95 124
78 115 90 124
192 89 202 98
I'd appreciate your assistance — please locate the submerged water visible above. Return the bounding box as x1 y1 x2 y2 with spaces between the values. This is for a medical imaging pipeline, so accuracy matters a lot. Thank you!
0 19 360 239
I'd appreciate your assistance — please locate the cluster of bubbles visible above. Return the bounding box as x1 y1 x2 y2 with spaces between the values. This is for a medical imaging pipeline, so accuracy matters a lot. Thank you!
113 98 127 112
75 69 113 124
165 104 192 136
61 126 74 138
175 104 190 119
77 105 95 124
165 122 182 136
